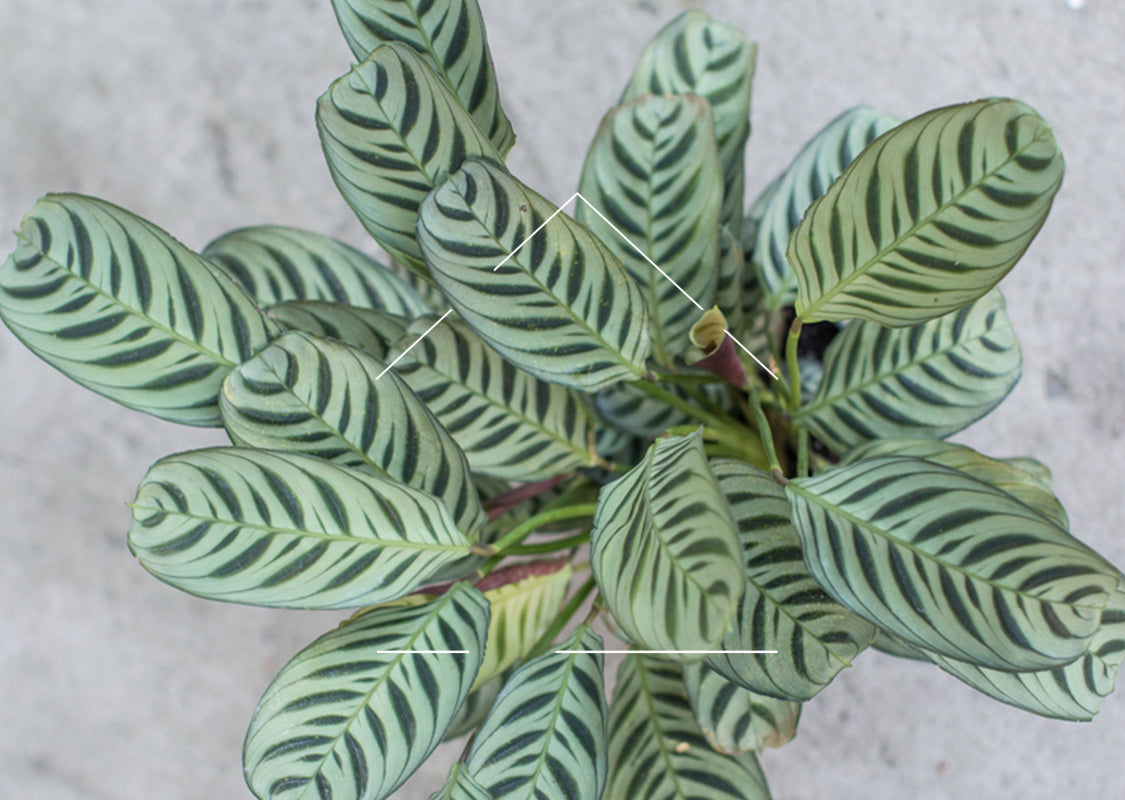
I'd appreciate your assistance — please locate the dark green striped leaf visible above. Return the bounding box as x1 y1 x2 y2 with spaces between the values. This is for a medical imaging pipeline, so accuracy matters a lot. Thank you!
0 194 277 426
465 625 608 800
243 583 489 800
219 331 486 538
715 226 749 334
268 301 410 361
795 290 1020 452
128 448 473 609
317 42 503 274
683 662 800 753
606 654 771 800
595 380 722 441
791 98 1064 326
387 315 597 480
577 93 722 364
329 0 515 156
443 667 511 742
202 225 431 315
417 158 652 390
590 431 744 659
787 456 1118 670
707 460 875 701
429 763 493 800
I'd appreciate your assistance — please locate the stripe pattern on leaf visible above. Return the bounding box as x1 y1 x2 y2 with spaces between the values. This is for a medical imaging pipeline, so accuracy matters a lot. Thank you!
465 625 608 800
220 331 487 537
429 763 493 800
790 98 1064 326
795 290 1020 453
591 431 744 659
0 194 277 426
268 301 410 362
787 456 1117 670
682 662 800 754
128 448 473 609
418 158 652 390
244 583 489 800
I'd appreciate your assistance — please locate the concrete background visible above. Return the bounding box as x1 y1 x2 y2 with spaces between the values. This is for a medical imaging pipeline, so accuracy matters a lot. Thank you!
1 1 1123 798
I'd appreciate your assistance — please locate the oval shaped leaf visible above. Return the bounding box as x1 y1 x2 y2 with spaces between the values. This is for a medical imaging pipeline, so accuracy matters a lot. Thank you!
577 93 722 364
243 583 489 800
791 98 1064 326
219 331 486 537
417 158 652 390
388 315 597 480
682 662 800 754
590 431 744 659
268 301 410 361
795 290 1020 452
317 42 503 274
707 459 876 701
787 456 1117 670
128 448 473 609
0 194 277 426
465 625 608 800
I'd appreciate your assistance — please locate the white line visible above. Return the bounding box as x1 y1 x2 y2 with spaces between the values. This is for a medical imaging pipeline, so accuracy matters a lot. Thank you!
725 330 778 379
376 650 469 654
492 191 581 272
554 650 778 655
375 309 453 379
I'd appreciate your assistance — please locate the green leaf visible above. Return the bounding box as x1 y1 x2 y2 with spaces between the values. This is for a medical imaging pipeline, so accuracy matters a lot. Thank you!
682 662 800 754
791 98 1064 326
595 380 719 440
715 226 749 334
243 583 489 800
465 625 608 800
1003 456 1055 490
443 667 511 741
753 107 899 311
795 290 1020 452
128 448 473 609
787 455 1117 670
429 763 493 800
219 331 486 538
0 194 277 426
387 315 597 480
577 93 722 364
268 301 410 361
317 42 503 274
590 431 744 660
606 654 771 800
202 225 431 315
707 460 876 701
621 11 756 238
417 158 652 390
329 0 515 156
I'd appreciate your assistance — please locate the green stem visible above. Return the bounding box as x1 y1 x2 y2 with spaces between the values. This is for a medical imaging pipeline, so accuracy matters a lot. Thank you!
501 529 591 556
786 317 803 413
648 371 723 386
749 387 787 485
797 427 809 479
631 377 724 427
487 503 598 555
525 575 598 660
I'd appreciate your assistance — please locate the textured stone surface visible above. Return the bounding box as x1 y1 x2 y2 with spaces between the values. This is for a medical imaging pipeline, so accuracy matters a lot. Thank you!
1 1 1123 798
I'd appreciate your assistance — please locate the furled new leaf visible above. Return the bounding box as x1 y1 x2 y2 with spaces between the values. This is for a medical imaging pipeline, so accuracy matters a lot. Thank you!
243 583 489 800
417 158 652 390
429 763 493 800
707 460 876 701
318 42 503 274
268 301 410 361
790 98 1064 326
329 0 515 156
202 225 431 315
465 625 608 800
577 93 722 364
682 662 800 754
606 654 771 800
795 290 1020 452
0 194 277 426
128 448 474 609
590 431 744 660
387 315 596 480
787 456 1117 670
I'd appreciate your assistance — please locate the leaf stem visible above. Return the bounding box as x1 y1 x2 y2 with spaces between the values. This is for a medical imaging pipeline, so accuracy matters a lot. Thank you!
631 377 724 427
500 529 591 556
525 575 598 660
797 427 810 479
486 503 598 555
750 387 787 485
786 317 803 412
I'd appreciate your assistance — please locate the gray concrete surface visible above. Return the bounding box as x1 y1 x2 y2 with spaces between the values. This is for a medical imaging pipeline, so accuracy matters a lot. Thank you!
1 1 1123 798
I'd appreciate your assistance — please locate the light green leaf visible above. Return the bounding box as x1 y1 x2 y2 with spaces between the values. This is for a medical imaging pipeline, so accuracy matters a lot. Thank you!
0 194 277 426
606 654 771 800
329 0 515 156
595 380 723 441
707 460 876 701
787 456 1117 670
683 662 800 754
268 301 410 361
429 763 493 800
243 583 489 800
202 225 431 315
1002 456 1055 491
753 107 899 311
317 42 503 274
387 315 597 480
443 666 511 741
795 290 1020 452
621 11 756 238
715 226 749 334
465 625 608 800
591 431 744 660
128 448 473 609
417 158 652 390
791 98 1064 326
577 93 722 364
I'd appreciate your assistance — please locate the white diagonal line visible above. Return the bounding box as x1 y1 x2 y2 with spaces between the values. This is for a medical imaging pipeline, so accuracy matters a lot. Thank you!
492 191 582 271
375 308 453 379
554 649 778 655
726 330 777 379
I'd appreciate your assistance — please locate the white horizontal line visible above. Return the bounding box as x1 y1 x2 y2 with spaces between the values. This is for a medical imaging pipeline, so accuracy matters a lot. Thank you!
554 650 778 655
376 650 468 654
